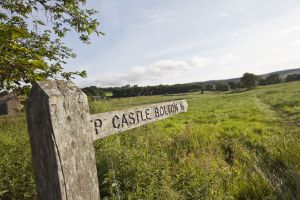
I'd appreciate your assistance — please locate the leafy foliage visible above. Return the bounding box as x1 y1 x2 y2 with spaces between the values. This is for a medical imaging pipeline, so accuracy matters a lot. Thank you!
228 81 239 90
215 83 230 91
241 73 259 89
260 74 281 85
285 73 300 82
82 86 105 97
111 83 203 98
205 84 215 91
0 0 103 93
265 73 281 84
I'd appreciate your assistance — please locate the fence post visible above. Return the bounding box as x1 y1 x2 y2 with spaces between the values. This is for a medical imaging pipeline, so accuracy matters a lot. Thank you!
26 80 100 200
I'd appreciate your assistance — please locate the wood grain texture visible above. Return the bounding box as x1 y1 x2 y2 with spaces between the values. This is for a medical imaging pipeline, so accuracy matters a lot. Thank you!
27 80 100 200
90 100 188 140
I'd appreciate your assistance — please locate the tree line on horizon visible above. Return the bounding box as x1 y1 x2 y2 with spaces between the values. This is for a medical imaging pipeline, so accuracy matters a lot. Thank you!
82 73 300 98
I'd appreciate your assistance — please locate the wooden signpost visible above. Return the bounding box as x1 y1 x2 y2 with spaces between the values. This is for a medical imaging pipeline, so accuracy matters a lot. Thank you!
26 80 188 200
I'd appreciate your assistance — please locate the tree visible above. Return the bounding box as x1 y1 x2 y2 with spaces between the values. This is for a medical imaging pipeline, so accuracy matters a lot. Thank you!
240 73 259 89
236 81 243 88
82 86 105 97
228 81 237 90
265 74 281 85
215 83 230 91
259 77 267 86
285 74 300 82
205 84 215 91
0 0 103 94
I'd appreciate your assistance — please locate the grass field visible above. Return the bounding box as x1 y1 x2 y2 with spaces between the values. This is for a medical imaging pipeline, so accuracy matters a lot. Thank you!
0 81 300 199
106 92 113 97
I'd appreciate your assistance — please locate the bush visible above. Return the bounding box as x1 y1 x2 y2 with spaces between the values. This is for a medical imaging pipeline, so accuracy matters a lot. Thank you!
215 83 230 91
285 74 300 82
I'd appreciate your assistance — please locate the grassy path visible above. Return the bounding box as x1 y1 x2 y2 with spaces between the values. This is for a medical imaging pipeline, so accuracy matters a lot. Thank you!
253 87 300 199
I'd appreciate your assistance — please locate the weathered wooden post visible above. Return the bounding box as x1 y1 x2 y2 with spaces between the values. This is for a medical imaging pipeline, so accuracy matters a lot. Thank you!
27 80 188 200
27 81 100 200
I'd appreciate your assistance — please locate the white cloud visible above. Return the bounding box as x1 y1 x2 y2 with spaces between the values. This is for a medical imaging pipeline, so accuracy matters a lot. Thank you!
293 39 300 46
220 13 229 17
90 56 212 86
233 8 246 13
276 26 300 35
145 12 176 25
218 54 239 66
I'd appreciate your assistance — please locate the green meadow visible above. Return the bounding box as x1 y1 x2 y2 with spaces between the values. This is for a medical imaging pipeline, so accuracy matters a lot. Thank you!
0 81 300 199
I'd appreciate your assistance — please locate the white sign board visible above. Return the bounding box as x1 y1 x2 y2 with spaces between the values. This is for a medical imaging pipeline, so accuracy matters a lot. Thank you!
91 100 188 140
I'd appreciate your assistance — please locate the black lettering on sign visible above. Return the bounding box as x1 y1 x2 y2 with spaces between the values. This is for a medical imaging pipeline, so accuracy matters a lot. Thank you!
180 102 185 111
145 108 151 120
167 105 171 114
163 105 169 115
112 115 120 129
140 110 147 121
121 114 129 127
154 107 159 117
160 106 164 116
128 112 135 124
94 119 102 135
174 103 179 112
169 104 173 113
135 111 141 123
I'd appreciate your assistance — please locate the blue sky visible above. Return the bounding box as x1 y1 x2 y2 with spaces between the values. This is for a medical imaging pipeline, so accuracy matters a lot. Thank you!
63 0 300 87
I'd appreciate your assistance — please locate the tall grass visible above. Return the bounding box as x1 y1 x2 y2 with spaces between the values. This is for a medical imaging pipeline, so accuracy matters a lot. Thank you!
0 115 35 199
0 81 300 199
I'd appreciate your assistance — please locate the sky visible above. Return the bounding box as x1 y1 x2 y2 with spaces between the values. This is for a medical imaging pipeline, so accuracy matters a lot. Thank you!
63 0 300 87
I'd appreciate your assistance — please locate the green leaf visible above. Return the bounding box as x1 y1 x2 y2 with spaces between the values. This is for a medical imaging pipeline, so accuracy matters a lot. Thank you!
28 60 48 70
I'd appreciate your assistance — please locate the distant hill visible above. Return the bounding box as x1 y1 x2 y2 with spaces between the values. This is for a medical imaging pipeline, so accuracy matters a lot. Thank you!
88 67 300 98
91 68 300 92
193 67 300 85
259 68 300 79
